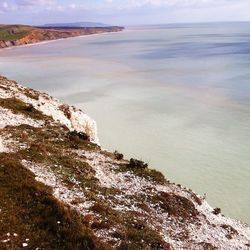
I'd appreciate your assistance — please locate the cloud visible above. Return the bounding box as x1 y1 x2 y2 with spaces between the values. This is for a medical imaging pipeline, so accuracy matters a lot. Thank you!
0 1 15 12
1 0 250 24
3 0 250 12
0 2 8 11
15 0 56 6
0 0 57 11
102 0 250 9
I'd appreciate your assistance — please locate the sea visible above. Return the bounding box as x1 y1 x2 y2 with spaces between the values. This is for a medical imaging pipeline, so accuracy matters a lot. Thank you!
0 22 249 224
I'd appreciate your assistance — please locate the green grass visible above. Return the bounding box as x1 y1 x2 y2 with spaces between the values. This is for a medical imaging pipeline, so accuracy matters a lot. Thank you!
0 25 32 41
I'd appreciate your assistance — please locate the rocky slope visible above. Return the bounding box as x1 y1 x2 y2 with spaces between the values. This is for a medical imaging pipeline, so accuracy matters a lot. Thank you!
0 25 124 49
0 76 249 250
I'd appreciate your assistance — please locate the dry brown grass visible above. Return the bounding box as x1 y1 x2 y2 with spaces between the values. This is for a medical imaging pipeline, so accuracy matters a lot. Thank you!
0 97 49 120
0 154 108 250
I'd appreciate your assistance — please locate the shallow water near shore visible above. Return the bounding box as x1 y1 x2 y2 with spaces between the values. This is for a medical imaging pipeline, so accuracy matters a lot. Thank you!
0 22 250 224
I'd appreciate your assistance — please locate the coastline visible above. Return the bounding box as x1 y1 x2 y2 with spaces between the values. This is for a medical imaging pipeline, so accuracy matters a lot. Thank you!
1 24 250 225
0 75 250 249
0 27 125 51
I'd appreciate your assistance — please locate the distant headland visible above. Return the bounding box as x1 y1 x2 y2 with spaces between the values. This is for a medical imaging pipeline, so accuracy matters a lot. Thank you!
0 23 124 49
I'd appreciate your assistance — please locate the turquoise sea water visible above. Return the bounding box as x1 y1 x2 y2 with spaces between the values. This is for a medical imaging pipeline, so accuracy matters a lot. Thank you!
0 22 249 224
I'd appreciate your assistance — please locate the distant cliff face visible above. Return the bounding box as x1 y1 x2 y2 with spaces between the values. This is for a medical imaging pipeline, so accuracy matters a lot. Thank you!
0 25 124 49
0 76 249 249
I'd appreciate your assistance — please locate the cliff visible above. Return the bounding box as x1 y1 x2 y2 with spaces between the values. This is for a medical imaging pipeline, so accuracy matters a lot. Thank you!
0 76 249 249
0 25 124 49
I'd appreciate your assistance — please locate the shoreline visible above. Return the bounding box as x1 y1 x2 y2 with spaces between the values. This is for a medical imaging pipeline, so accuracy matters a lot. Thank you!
0 28 125 51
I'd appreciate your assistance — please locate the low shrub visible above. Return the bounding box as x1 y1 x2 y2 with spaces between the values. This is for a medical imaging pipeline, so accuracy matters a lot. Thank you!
114 150 124 160
151 192 198 220
67 130 90 141
128 158 148 169
213 208 221 215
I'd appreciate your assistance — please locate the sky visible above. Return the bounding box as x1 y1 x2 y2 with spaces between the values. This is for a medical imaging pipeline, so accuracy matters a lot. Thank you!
1 0 250 25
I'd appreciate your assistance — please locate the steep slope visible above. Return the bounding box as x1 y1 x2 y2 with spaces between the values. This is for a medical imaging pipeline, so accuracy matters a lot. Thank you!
0 76 249 249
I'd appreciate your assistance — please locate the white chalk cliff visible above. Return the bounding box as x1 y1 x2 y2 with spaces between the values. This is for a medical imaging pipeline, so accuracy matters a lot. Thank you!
0 76 99 145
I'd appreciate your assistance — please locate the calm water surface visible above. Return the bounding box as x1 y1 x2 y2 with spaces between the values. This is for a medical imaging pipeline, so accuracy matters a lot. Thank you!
0 22 249 223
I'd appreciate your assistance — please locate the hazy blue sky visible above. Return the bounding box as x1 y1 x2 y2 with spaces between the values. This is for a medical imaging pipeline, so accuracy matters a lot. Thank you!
1 0 250 25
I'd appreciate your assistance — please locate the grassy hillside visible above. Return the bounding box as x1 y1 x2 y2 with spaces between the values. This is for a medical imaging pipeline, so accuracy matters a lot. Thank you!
0 25 32 41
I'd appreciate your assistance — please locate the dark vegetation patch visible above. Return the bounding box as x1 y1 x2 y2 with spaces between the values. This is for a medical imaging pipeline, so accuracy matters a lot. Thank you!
22 88 40 100
100 152 166 185
100 150 115 159
67 130 90 142
86 144 166 186
0 154 108 250
141 168 167 184
116 160 167 185
114 150 124 160
117 217 172 250
150 192 198 220
221 224 238 239
88 202 169 250
213 208 221 215
7 124 98 152
129 158 148 169
0 98 49 120
59 104 72 119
